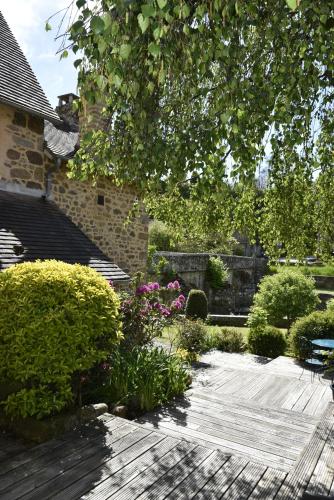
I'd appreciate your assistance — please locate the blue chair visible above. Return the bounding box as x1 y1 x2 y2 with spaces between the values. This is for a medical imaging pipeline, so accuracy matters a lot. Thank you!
299 337 327 381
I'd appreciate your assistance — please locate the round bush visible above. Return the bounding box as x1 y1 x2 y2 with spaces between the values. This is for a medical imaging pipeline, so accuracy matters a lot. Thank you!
327 299 334 313
176 318 207 354
212 328 245 353
0 260 121 419
253 270 319 328
248 326 287 358
185 289 208 321
291 310 334 359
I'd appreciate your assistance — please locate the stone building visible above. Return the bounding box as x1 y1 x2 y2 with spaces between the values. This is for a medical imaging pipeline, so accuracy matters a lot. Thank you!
0 11 148 282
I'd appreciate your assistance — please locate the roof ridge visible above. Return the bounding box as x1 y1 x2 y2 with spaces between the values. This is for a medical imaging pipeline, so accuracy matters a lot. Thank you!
0 10 61 124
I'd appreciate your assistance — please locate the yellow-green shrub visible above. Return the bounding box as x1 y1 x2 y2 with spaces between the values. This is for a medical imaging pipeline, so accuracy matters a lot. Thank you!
0 260 121 419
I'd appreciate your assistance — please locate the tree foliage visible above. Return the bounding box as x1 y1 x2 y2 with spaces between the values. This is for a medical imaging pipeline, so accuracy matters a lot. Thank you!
49 0 334 259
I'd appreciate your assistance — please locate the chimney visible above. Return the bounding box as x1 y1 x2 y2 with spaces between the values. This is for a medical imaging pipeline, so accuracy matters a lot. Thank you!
56 93 79 132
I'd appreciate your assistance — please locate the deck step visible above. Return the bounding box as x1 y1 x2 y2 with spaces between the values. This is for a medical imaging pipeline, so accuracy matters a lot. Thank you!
136 388 318 472
276 402 334 499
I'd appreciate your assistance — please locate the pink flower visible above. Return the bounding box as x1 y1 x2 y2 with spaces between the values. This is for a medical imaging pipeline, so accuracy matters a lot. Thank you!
167 280 181 290
178 294 186 302
136 285 150 295
147 282 160 291
108 280 114 288
173 280 181 290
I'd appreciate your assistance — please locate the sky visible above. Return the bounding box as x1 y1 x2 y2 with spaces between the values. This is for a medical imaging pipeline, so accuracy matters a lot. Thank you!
1 1 78 107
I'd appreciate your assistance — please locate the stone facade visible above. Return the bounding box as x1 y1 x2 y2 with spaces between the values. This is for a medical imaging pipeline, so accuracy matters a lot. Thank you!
51 168 148 274
155 252 268 314
0 102 148 275
0 103 48 195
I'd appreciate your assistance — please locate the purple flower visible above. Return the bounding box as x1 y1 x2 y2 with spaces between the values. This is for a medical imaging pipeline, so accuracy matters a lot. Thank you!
147 282 160 291
108 280 114 288
136 285 150 295
178 294 186 303
171 299 183 310
167 280 181 290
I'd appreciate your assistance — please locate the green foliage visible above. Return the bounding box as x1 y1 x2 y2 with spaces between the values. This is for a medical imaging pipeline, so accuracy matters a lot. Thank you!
185 289 208 321
327 299 334 313
49 0 334 260
253 270 319 329
290 310 334 359
0 260 121 419
248 326 287 358
206 257 229 290
270 264 334 277
210 328 245 353
247 306 269 333
85 346 190 412
176 318 207 355
148 220 175 251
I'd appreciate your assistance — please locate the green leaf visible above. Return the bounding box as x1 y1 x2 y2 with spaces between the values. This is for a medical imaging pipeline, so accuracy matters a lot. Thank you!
119 43 132 60
157 0 167 9
90 16 105 35
142 4 156 18
60 50 69 60
148 42 161 57
76 0 86 7
138 13 150 33
74 58 82 69
285 0 300 11
71 20 84 35
45 21 52 32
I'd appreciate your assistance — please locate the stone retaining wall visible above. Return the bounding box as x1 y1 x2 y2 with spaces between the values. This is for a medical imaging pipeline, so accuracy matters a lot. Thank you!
313 275 334 291
156 252 268 314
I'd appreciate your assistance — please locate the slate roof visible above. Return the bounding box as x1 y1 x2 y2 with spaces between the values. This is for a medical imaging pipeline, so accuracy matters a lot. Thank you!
44 120 79 159
0 11 61 124
0 191 129 281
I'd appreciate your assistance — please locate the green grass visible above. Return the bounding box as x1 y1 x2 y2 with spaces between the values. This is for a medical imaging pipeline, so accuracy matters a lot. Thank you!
270 264 334 277
159 324 292 356
160 325 250 348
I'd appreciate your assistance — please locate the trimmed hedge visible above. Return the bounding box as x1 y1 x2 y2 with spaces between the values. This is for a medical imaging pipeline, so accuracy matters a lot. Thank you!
248 326 287 358
185 289 208 321
0 260 121 419
291 310 334 359
211 328 245 353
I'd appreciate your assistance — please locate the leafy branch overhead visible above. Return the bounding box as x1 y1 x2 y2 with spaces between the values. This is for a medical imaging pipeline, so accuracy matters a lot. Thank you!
48 0 334 260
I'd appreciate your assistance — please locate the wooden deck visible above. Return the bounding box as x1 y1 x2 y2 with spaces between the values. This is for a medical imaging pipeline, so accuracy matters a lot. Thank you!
1 354 333 499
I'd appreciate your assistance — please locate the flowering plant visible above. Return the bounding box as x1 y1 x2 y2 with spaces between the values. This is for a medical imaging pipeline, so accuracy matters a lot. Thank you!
119 273 185 348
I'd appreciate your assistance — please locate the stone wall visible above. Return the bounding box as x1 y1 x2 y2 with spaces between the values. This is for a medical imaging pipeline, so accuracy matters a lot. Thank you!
0 102 148 275
0 103 49 196
51 168 148 274
155 252 268 314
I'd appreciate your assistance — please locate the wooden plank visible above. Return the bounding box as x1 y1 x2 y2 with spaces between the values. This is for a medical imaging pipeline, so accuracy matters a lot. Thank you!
1 423 144 500
154 404 306 456
137 415 295 471
167 450 230 500
188 392 317 431
275 402 334 499
137 445 212 499
303 384 331 417
0 415 117 477
292 383 319 414
79 436 180 500
307 428 334 496
107 441 198 500
281 380 310 411
194 456 248 499
221 461 267 499
248 468 287 500
177 399 312 444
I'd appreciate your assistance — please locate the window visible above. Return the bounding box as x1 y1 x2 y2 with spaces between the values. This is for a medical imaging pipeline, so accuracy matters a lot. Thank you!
97 194 104 206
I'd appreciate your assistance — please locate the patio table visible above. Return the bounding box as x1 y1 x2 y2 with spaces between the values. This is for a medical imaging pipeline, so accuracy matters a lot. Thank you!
311 339 334 350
